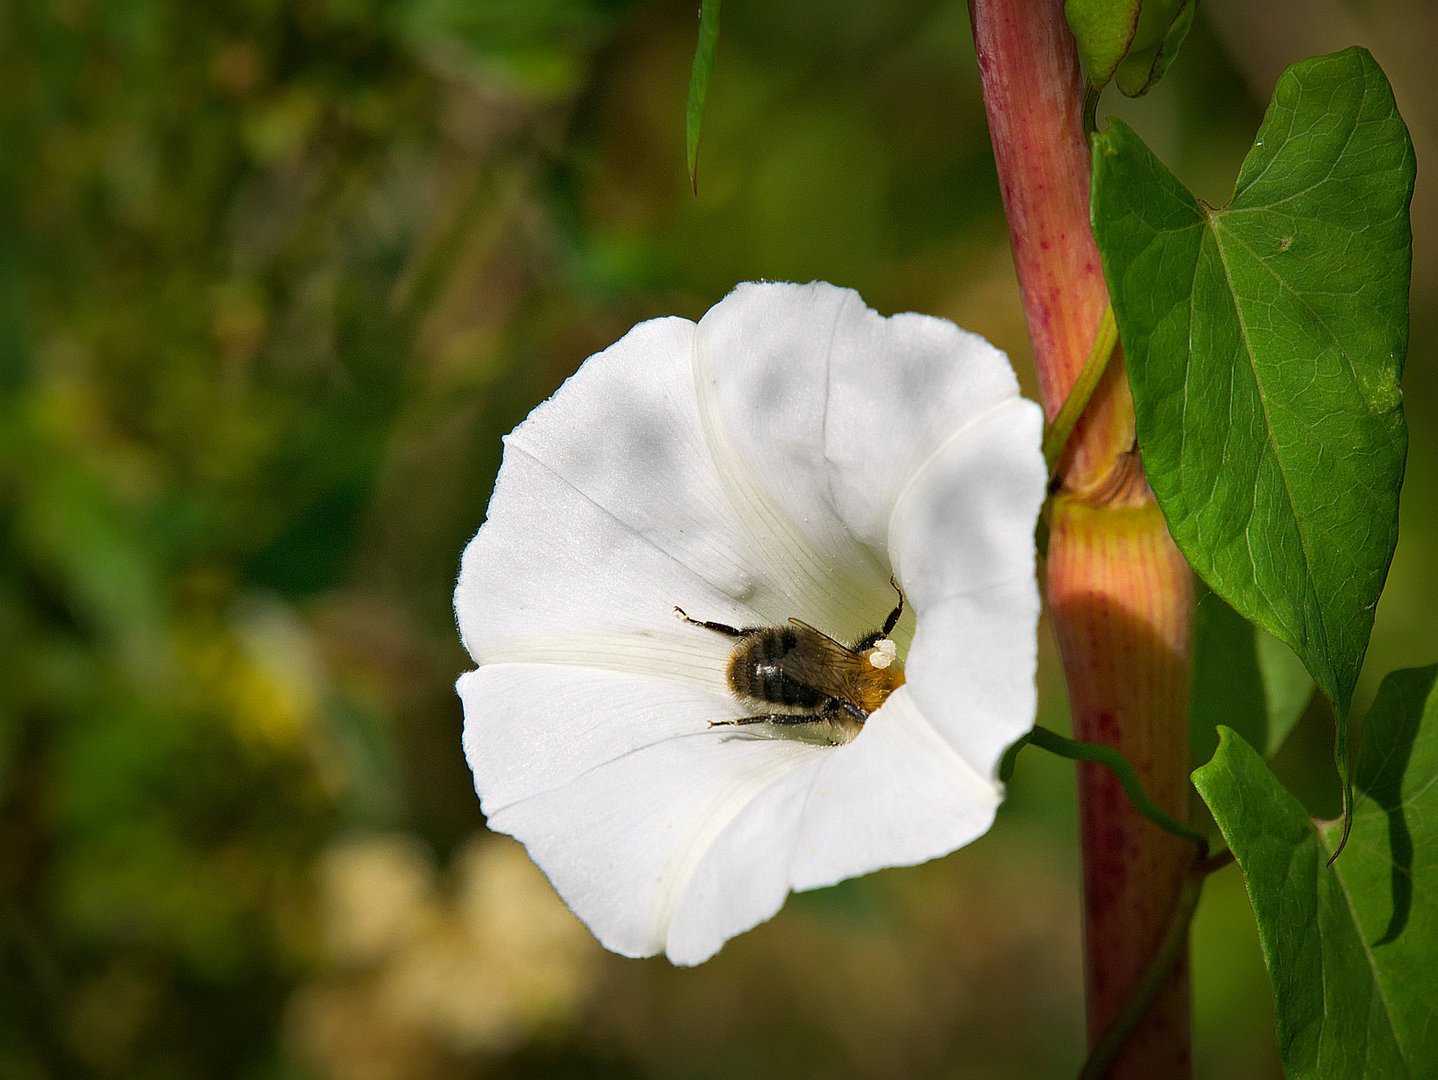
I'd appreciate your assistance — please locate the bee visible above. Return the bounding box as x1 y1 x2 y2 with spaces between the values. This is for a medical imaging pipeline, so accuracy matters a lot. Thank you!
674 579 907 746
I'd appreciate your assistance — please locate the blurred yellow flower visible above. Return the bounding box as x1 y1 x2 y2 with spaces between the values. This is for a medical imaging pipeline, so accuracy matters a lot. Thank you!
289 833 598 1077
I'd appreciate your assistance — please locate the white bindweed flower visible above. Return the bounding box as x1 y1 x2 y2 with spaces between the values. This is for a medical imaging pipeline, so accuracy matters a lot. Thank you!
454 281 1046 966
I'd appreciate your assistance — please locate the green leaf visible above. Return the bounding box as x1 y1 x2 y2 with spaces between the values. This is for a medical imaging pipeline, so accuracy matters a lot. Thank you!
1190 587 1314 766
1114 0 1194 97
1065 0 1141 87
685 0 722 194
1065 0 1193 94
1092 47 1414 720
1192 666 1438 1078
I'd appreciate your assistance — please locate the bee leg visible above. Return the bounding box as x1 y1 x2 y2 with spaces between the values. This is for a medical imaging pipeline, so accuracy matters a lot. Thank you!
711 710 859 747
709 713 816 728
826 698 868 725
820 699 868 742
881 576 905 636
674 606 745 638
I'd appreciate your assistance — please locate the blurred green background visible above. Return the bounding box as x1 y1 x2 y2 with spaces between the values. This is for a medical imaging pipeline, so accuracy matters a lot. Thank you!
1 1 1433 1077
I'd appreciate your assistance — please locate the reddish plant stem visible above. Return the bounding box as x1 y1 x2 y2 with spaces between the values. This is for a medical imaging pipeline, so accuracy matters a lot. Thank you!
969 1 1196 1076
1048 500 1195 1076
968 0 1127 489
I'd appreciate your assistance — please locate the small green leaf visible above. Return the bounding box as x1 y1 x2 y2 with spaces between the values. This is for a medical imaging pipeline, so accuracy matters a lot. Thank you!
1114 0 1194 97
1190 587 1314 766
1193 665 1438 1078
1092 47 1414 721
1065 0 1192 94
1065 0 1142 87
685 0 722 194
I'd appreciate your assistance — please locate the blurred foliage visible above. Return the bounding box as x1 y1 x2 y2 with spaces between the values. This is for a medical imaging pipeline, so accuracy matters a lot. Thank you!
0 0 1431 1077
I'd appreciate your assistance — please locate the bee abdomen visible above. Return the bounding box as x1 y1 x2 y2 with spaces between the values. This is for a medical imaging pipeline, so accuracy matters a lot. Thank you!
727 628 823 708
760 662 823 707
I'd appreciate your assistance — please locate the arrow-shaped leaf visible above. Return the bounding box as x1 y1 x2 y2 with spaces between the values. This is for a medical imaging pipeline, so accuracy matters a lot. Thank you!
1193 665 1438 1077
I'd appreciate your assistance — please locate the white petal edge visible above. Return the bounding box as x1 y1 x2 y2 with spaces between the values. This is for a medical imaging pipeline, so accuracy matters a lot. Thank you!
469 666 1001 965
889 396 1046 781
482 718 822 962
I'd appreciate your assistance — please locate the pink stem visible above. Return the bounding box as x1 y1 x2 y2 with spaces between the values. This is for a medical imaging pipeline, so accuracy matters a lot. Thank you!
968 1 1196 1075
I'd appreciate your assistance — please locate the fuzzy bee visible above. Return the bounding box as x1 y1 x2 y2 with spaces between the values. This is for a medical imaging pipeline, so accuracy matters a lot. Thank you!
675 581 907 745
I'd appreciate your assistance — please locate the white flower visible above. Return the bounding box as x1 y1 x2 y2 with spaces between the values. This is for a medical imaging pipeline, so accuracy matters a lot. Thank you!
455 281 1045 965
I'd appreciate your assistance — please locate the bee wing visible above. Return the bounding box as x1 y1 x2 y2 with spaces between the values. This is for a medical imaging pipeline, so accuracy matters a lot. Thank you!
783 618 876 702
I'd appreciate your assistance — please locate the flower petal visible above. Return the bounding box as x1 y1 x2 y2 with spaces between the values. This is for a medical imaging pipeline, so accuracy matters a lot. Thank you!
693 283 889 644
821 299 1028 555
465 672 1007 965
460 663 736 815
483 720 821 963
456 446 739 690
890 397 1046 603
888 398 1046 778
693 281 1032 639
784 686 1002 890
456 317 763 665
659 688 1002 962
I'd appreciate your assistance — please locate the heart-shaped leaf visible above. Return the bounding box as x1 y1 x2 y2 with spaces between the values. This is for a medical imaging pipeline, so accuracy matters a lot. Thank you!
1092 47 1414 719
1193 665 1438 1077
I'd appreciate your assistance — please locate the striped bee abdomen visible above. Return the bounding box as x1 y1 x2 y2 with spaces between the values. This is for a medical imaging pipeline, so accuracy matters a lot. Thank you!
727 627 824 708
